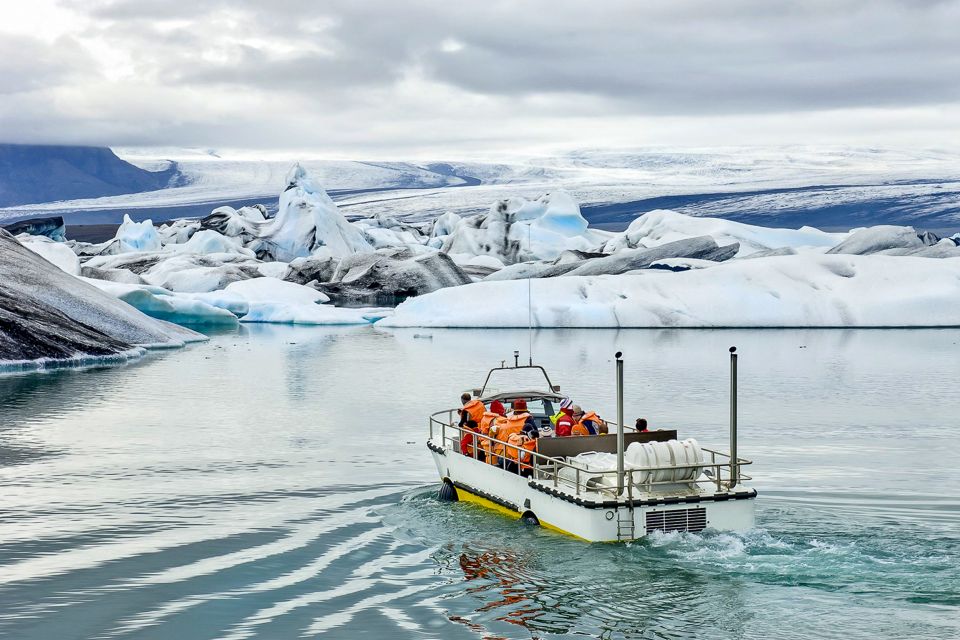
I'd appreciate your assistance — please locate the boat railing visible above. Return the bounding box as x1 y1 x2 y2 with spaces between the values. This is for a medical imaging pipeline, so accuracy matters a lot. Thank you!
429 409 752 497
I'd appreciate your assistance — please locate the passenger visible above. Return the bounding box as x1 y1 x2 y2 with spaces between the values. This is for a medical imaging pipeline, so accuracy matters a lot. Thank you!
459 393 486 430
554 398 576 437
460 419 480 458
597 422 609 435
570 405 603 436
498 399 538 474
547 397 571 430
636 417 649 433
478 400 507 464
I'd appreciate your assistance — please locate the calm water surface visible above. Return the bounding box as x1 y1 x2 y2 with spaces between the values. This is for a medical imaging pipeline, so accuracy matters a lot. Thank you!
1 327 958 639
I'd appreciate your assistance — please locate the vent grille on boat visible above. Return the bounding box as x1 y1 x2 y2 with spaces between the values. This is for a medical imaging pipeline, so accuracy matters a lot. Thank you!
645 507 707 534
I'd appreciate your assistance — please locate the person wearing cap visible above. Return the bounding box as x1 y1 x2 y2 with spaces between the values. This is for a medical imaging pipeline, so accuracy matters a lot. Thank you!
554 397 576 437
570 405 603 436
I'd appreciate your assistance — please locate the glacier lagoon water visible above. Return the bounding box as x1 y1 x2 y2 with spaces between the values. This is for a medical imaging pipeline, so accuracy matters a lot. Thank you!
1 326 958 639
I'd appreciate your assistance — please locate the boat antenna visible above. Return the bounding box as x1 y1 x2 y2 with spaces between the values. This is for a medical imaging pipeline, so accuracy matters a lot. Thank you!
527 223 533 365
615 351 625 495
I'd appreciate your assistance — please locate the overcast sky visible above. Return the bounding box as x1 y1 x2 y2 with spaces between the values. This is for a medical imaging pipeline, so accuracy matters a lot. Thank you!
1 0 958 157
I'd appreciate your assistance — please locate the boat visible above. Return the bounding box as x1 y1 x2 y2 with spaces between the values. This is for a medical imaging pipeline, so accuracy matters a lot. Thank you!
428 348 756 542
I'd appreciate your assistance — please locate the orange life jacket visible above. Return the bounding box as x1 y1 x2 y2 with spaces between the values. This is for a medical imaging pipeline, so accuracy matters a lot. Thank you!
479 412 500 435
484 416 507 465
573 411 603 436
463 399 486 425
493 412 530 460
571 422 590 437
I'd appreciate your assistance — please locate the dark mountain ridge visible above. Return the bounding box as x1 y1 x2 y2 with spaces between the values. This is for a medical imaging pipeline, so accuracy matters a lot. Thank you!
0 144 179 207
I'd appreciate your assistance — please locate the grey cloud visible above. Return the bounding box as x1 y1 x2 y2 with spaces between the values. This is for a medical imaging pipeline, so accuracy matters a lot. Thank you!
1 0 959 150
57 0 960 112
0 34 95 95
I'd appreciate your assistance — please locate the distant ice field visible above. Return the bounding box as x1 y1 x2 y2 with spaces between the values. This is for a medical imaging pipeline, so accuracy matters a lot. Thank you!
2 146 958 232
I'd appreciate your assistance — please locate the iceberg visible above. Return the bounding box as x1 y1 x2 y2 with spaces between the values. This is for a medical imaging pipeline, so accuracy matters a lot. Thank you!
18 234 81 275
318 247 472 304
0 229 203 368
828 225 923 255
602 209 845 256
114 214 162 252
85 279 240 325
251 164 373 261
240 302 388 325
441 191 606 264
379 254 960 328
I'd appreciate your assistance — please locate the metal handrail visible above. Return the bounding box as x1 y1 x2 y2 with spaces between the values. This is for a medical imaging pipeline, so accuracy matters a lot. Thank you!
428 409 752 498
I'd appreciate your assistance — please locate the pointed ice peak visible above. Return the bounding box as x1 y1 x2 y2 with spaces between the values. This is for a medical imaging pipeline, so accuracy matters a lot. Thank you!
285 162 308 191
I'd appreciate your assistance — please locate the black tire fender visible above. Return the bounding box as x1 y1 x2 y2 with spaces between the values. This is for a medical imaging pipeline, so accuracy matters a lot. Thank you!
438 480 459 502
520 511 540 526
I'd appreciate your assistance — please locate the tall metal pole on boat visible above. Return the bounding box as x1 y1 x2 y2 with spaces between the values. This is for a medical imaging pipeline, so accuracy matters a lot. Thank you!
616 351 625 494
729 346 739 489
527 223 533 366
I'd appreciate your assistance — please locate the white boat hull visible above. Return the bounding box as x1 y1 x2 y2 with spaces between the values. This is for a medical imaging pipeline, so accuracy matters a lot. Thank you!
430 439 756 542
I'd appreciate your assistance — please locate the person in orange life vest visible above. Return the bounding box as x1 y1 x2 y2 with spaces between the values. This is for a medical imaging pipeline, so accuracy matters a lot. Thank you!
554 397 576 437
636 417 649 433
477 400 506 464
571 405 605 436
498 398 538 474
459 393 486 428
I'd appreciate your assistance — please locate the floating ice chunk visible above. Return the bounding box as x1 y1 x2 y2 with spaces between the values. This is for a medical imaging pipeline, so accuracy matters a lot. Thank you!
827 225 922 255
18 234 81 275
257 261 290 279
0 229 203 365
170 229 255 256
442 191 601 264
115 214 162 252
431 212 462 237
379 254 960 328
531 191 588 237
252 164 373 261
157 219 200 245
318 248 471 304
240 302 387 325
84 279 239 325
603 209 845 256
224 277 330 304
141 254 260 293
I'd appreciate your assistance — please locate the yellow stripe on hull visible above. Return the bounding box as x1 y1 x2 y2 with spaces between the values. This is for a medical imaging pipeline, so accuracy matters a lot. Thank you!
455 486 521 520
453 484 591 542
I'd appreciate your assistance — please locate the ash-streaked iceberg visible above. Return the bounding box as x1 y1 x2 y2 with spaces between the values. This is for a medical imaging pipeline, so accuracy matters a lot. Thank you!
0 229 204 369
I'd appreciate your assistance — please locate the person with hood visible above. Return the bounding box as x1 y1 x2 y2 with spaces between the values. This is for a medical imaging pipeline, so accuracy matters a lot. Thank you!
554 397 576 437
